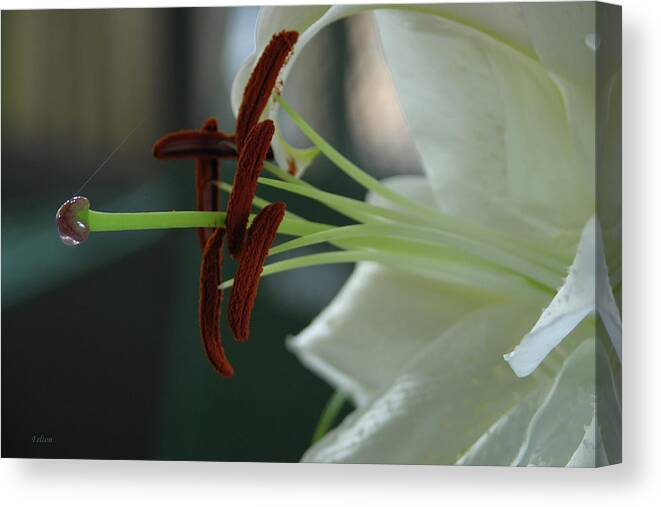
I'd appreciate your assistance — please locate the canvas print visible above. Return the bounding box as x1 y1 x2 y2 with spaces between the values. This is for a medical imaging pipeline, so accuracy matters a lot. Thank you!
2 2 621 466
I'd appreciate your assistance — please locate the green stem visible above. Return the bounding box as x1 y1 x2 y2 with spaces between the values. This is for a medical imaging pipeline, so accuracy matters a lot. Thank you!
277 95 435 216
311 391 349 445
88 210 225 231
262 161 311 187
256 178 564 285
258 177 433 228
221 249 550 297
87 209 332 237
215 181 305 221
268 222 562 289
273 97 571 271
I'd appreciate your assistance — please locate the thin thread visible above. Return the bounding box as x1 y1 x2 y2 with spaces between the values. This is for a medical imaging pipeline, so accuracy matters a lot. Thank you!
74 116 147 195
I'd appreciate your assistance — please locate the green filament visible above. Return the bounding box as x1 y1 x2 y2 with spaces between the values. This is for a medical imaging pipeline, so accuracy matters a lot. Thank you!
311 390 350 444
220 249 550 298
277 95 437 216
275 95 571 271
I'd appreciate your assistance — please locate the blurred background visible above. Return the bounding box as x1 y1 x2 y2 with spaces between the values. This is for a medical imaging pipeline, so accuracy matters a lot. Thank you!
1 7 420 461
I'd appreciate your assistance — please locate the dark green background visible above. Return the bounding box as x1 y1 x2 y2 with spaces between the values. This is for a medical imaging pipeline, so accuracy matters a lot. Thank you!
1 7 361 461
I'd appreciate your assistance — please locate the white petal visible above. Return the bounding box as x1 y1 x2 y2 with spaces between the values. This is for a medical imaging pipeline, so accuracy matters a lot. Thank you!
270 129 320 177
413 3 533 56
566 416 597 467
505 217 596 377
524 4 621 218
458 322 596 466
456 393 545 466
595 331 622 464
231 4 532 122
504 307 592 379
522 3 597 89
566 415 609 467
231 5 366 176
365 174 437 209
375 9 592 245
301 303 549 464
511 339 596 467
522 4 600 183
505 216 621 377
596 219 622 360
521 3 621 94
233 2 540 117
288 261 496 407
230 5 332 115
288 175 526 406
288 175 463 406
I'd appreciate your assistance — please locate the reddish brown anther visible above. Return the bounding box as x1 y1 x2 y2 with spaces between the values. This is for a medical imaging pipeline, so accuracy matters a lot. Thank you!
152 125 236 160
195 119 222 246
235 30 299 150
228 202 286 342
287 158 297 176
199 227 234 378
148 29 299 380
225 119 275 258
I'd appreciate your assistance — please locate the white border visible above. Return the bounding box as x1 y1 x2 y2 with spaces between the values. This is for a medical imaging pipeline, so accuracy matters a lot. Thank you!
2 0 660 505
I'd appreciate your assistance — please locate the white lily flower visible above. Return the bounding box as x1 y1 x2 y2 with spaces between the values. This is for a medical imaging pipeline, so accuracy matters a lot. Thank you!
232 3 621 466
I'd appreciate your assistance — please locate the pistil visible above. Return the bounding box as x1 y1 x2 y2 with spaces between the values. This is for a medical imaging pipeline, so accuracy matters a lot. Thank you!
55 195 90 246
55 197 329 239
